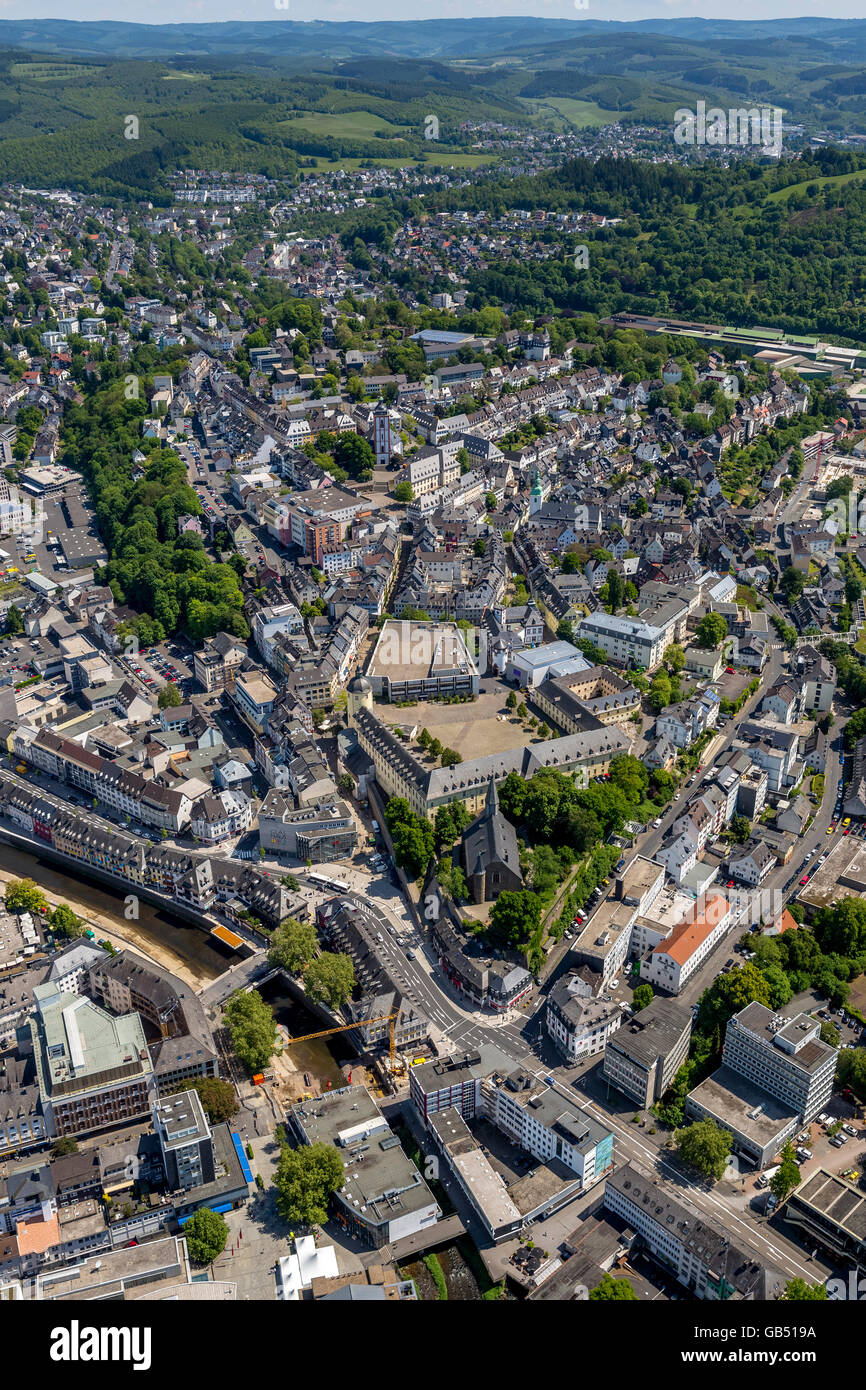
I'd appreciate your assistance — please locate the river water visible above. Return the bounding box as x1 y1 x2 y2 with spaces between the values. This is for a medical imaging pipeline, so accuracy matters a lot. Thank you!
0 839 229 984
0 839 356 1080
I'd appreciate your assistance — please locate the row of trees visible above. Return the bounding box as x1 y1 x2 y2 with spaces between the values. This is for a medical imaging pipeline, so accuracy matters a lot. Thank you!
5 878 89 940
61 370 248 644
267 917 356 1009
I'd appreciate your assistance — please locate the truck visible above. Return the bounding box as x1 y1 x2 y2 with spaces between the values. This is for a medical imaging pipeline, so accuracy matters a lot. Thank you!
757 1165 780 1189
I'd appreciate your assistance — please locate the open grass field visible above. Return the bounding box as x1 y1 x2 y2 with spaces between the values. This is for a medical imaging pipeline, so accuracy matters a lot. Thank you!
535 96 619 130
766 167 866 204
10 61 105 80
278 109 411 139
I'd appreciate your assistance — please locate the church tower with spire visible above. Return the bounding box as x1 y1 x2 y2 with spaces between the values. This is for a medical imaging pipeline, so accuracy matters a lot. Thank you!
529 468 544 516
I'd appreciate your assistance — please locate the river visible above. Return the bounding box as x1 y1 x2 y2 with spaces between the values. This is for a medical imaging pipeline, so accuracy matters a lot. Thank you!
0 840 230 988
260 976 354 1093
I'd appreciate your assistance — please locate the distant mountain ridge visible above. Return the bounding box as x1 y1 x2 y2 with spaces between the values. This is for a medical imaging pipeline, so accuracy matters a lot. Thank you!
3 16 866 62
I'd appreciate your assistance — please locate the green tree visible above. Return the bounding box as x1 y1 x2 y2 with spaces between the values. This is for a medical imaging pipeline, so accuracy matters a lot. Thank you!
50 903 86 940
180 1076 239 1125
695 612 728 649
184 1207 228 1265
648 670 672 714
273 1141 345 1227
304 952 355 1008
589 1272 639 1301
5 604 23 635
780 567 806 602
666 643 685 674
608 754 649 804
158 683 182 708
51 1135 79 1157
819 1019 841 1047
606 571 626 613
506 691 518 711
770 1142 802 1204
393 481 414 503
697 962 772 1035
674 1118 733 1182
632 983 654 1013
835 1048 866 1102
223 989 276 1074
268 918 318 976
391 813 436 879
813 897 866 957
490 890 541 947
729 813 751 843
435 801 470 846
5 878 48 914
782 1278 828 1301
333 432 375 481
337 773 355 796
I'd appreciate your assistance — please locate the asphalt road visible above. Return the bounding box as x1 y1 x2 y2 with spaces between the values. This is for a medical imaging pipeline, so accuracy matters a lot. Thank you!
521 1058 834 1286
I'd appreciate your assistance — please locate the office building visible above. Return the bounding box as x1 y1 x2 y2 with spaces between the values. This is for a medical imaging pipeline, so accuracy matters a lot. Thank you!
719 1002 836 1121
783 1169 866 1267
154 1090 215 1192
603 998 692 1108
604 1163 781 1299
30 984 156 1139
575 613 672 671
287 1086 440 1248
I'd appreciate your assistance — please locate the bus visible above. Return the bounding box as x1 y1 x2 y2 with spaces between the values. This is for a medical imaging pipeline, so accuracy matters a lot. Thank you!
307 872 350 893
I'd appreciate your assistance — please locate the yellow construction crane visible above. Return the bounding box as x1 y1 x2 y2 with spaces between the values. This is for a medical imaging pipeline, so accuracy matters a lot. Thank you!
283 1012 399 1068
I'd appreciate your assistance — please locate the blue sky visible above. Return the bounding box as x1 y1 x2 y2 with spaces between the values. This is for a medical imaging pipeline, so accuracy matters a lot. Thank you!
4 2 866 24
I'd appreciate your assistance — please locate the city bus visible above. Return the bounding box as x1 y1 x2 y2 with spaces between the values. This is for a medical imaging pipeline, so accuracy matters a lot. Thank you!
307 872 350 892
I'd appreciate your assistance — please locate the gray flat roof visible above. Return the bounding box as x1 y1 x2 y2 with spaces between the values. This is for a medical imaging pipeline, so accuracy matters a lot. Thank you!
290 1085 438 1228
609 997 692 1067
688 1064 797 1146
790 1168 866 1244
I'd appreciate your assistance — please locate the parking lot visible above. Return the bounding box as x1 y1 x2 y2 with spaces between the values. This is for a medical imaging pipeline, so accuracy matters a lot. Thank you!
118 637 197 699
